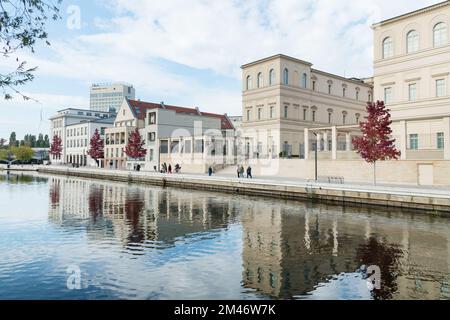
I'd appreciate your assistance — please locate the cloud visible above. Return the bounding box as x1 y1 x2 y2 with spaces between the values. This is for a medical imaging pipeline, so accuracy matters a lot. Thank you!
0 0 442 137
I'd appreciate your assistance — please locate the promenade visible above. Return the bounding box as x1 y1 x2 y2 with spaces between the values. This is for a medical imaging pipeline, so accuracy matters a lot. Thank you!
35 165 450 215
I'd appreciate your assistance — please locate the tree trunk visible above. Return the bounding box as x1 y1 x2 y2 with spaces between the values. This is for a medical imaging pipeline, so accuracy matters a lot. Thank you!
373 161 377 185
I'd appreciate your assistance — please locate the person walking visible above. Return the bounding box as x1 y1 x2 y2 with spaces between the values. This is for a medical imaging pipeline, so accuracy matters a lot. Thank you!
236 165 241 178
208 166 213 176
168 164 172 174
246 166 252 179
240 165 245 179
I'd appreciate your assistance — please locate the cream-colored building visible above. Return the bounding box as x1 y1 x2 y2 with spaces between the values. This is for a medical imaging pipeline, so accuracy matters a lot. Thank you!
373 0 450 161
241 54 373 159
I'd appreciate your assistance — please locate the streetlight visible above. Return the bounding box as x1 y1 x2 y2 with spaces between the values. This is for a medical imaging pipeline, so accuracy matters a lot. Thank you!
312 132 318 182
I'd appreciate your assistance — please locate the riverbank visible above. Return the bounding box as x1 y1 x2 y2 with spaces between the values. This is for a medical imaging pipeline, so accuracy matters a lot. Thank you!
35 166 450 215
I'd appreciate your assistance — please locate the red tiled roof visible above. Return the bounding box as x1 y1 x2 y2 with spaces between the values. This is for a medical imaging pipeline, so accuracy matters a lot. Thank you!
127 99 234 130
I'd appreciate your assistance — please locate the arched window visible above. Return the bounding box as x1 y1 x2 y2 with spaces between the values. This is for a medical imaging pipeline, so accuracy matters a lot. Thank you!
383 37 393 58
355 113 361 124
434 22 447 47
257 72 263 88
246 75 252 90
269 69 275 85
407 30 419 53
302 73 307 88
283 68 289 85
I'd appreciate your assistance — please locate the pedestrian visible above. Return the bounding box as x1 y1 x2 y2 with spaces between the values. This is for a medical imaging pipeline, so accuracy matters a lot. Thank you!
237 165 241 178
168 164 172 174
208 166 213 176
240 165 245 178
246 166 252 179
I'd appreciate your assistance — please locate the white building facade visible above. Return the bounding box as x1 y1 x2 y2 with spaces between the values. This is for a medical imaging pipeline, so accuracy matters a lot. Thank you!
49 108 116 164
241 54 373 159
373 0 450 161
65 117 115 167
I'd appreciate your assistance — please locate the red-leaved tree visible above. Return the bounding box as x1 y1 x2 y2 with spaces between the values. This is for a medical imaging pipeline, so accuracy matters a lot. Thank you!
87 129 104 167
49 135 62 161
352 100 401 185
124 128 147 161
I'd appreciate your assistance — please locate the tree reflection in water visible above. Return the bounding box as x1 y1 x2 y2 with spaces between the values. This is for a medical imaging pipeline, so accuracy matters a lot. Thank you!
124 191 146 244
49 178 60 208
88 184 104 222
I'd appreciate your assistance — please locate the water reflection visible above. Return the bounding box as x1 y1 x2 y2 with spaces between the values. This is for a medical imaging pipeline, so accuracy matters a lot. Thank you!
0 173 448 300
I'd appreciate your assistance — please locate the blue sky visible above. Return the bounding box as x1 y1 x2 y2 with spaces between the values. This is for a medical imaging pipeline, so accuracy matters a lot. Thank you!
0 0 441 140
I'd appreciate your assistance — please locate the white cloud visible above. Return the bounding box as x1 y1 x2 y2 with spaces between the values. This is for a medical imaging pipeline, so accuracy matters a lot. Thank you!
0 0 442 136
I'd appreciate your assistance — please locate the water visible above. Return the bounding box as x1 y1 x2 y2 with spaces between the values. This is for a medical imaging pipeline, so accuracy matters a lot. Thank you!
0 172 449 300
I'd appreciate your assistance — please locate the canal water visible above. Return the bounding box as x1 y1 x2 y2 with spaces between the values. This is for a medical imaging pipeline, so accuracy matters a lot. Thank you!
0 172 448 300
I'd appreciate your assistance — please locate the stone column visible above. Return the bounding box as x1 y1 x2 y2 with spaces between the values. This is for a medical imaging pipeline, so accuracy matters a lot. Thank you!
400 120 407 160
346 133 351 151
323 131 329 152
304 128 309 160
332 126 337 160
444 117 450 160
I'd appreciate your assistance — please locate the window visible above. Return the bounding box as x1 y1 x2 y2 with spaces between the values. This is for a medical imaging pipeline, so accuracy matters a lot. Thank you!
270 106 274 118
171 141 179 153
302 73 307 88
257 72 263 88
194 139 204 153
327 111 332 124
246 75 252 90
407 30 419 53
312 81 316 91
246 109 251 121
409 83 417 101
383 37 393 58
328 84 332 94
437 132 445 149
343 87 346 97
368 93 372 102
342 112 347 124
269 69 275 85
258 108 262 120
123 109 125 116
434 22 447 47
149 149 154 162
284 106 288 118
356 90 359 100
355 113 361 123
436 79 446 97
409 134 418 150
283 68 289 85
148 132 156 142
148 112 156 125
303 108 307 121
312 110 316 122
384 87 392 104
160 140 169 154
180 140 189 154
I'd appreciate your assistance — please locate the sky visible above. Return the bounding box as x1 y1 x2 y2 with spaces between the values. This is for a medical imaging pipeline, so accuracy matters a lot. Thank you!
0 0 442 140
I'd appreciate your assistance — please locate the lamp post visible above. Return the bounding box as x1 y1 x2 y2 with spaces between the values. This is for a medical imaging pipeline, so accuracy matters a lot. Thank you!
312 132 318 182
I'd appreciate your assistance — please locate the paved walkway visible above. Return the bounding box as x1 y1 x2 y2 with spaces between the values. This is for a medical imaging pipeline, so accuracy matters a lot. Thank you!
36 165 450 199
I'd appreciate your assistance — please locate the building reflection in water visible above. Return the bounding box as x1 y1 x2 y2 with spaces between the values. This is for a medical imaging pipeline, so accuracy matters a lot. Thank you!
48 176 237 251
47 175 449 300
240 201 449 300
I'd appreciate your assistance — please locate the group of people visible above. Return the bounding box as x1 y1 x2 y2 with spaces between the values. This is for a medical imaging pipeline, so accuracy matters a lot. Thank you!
159 163 181 174
237 165 252 179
